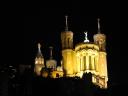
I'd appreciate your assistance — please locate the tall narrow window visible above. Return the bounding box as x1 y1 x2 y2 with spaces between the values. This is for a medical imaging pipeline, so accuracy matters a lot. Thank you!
80 58 82 71
84 56 86 70
68 38 70 48
89 56 92 70
94 57 96 70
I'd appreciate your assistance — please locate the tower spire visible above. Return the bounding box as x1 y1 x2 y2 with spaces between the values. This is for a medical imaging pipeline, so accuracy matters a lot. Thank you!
37 43 43 58
97 18 101 33
49 46 53 59
65 15 68 31
38 43 41 53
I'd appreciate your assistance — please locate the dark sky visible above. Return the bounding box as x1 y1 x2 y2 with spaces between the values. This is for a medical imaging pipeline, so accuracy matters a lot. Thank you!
4 1 128 87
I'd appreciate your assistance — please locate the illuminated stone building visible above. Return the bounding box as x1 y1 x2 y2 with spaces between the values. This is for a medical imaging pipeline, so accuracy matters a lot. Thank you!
34 43 45 76
34 17 108 89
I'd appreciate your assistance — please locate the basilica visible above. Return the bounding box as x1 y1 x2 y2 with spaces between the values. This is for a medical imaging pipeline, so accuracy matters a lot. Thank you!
34 16 108 89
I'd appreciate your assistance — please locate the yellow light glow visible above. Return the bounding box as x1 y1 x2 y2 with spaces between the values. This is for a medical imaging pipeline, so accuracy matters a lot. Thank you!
34 26 108 89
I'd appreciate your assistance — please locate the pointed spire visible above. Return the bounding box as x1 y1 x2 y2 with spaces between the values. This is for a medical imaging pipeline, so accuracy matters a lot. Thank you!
97 18 101 33
37 43 43 58
49 46 53 59
65 15 68 31
38 43 41 52
84 32 89 43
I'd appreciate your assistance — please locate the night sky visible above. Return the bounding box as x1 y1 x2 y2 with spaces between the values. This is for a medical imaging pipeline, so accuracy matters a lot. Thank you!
4 1 128 88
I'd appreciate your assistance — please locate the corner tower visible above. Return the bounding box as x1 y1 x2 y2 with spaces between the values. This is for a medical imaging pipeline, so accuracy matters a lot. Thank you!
93 18 108 88
34 43 45 76
94 18 106 51
61 16 73 49
61 16 75 76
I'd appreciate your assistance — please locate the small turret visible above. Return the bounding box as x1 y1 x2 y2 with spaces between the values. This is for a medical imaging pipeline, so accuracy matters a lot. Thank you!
46 46 57 70
35 43 44 65
34 43 45 76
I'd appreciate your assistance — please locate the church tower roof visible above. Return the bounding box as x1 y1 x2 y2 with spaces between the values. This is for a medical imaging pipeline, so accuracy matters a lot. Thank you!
36 43 43 58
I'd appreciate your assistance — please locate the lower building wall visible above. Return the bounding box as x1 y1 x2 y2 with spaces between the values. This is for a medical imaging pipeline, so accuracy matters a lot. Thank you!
62 49 74 76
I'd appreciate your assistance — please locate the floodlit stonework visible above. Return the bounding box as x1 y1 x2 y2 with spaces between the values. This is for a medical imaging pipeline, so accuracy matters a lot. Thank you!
34 17 108 89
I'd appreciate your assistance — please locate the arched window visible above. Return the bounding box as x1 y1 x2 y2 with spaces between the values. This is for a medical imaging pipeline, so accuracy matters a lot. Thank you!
83 56 86 70
89 56 92 70
80 58 82 71
94 57 96 70
67 38 70 48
